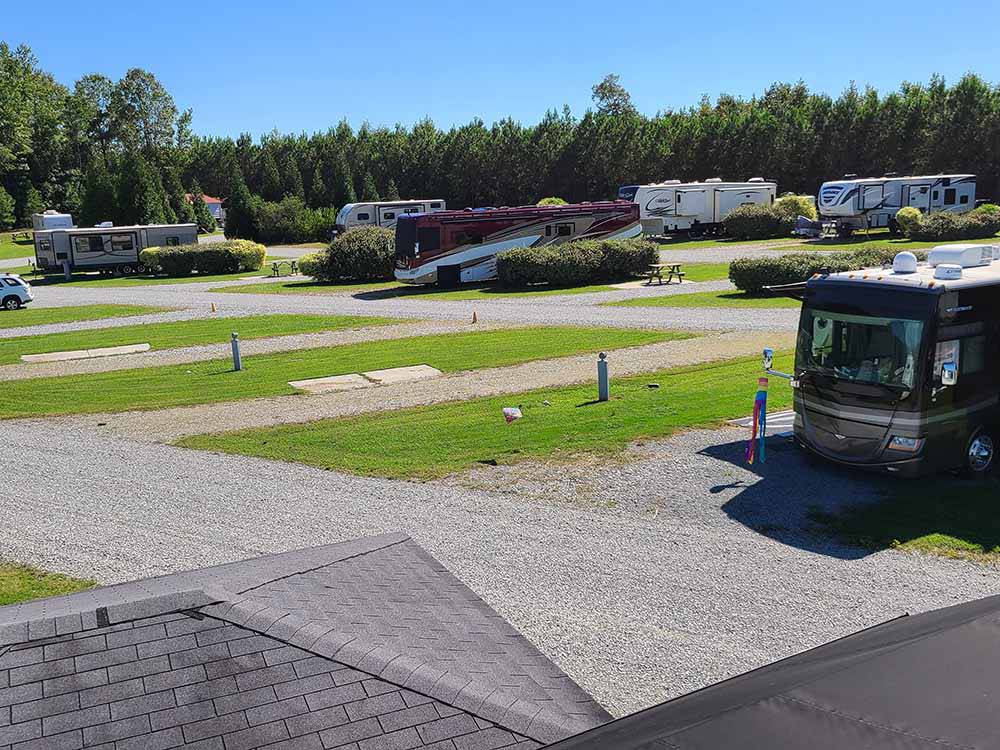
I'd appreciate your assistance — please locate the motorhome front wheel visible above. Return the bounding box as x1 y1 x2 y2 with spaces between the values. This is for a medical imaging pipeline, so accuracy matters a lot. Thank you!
966 431 995 475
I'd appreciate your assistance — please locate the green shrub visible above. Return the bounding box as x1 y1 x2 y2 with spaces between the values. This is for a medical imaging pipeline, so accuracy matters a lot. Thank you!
729 248 928 294
774 194 817 221
308 226 395 282
496 238 656 287
895 207 923 236
139 239 266 277
973 203 1000 216
908 212 1000 241
298 252 325 278
537 197 568 206
723 203 795 240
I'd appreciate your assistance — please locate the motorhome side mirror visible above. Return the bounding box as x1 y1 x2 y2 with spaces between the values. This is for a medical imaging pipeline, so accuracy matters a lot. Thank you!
762 348 774 371
941 361 958 386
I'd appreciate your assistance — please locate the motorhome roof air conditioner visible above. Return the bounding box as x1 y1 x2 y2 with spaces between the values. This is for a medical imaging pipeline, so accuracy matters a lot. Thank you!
892 252 918 274
928 244 996 269
748 177 765 182
934 264 963 280
705 178 723 183
843 173 858 179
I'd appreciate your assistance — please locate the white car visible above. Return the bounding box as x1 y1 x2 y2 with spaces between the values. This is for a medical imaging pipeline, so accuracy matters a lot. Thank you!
1 273 34 310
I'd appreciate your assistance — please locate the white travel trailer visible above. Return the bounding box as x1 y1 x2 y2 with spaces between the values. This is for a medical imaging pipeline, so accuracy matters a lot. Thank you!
31 210 74 231
34 223 198 275
618 178 777 236
818 173 976 233
334 199 446 236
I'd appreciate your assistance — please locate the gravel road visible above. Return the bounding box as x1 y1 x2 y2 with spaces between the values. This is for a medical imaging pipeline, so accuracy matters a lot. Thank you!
51 330 796 441
3 419 997 718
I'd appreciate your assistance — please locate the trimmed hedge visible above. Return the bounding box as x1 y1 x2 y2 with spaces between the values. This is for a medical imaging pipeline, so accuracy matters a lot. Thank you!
537 197 568 206
496 238 657 287
297 252 324 278
306 226 395 282
907 211 1000 242
723 203 795 240
895 207 922 236
774 194 817 221
729 248 928 294
139 239 266 276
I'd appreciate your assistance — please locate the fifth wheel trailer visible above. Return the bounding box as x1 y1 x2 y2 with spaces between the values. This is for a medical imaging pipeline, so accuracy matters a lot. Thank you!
618 178 777 236
817 173 976 233
334 199 446 236
33 223 198 274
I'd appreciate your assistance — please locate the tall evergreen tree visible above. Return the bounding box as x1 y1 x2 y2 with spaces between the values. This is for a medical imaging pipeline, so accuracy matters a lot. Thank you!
360 170 380 201
384 177 400 201
79 167 118 226
164 166 196 224
117 153 170 225
258 149 282 201
189 178 216 231
331 154 356 207
224 162 259 239
309 165 328 207
0 186 15 229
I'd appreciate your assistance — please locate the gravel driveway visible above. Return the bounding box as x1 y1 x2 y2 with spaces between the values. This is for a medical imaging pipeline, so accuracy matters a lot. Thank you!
3 419 997 719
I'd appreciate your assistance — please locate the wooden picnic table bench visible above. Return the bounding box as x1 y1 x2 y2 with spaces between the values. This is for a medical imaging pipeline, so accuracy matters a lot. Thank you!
10 231 31 242
270 259 299 277
646 263 685 285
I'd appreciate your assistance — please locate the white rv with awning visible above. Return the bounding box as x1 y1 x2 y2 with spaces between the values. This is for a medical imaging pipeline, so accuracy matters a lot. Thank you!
619 178 777 236
34 223 198 275
818 173 976 233
334 199 446 236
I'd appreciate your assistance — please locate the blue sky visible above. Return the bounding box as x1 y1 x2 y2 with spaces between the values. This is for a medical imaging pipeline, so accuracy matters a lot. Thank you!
6 0 998 138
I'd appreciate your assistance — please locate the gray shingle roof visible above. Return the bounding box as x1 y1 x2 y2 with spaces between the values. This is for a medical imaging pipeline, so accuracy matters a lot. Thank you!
0 533 608 750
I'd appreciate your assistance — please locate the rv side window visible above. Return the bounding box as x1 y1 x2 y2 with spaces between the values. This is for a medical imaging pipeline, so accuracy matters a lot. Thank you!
961 336 986 375
165 236 180 246
430 202 442 208
556 224 573 237
383 212 395 220
38 239 51 252
932 191 939 201
417 227 440 252
453 230 485 246
404 208 419 214
75 236 104 253
960 195 969 205
944 189 956 206
357 213 370 221
111 235 134 252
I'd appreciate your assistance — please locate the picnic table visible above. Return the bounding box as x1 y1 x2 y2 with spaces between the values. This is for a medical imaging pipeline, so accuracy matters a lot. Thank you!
270 259 299 277
11 231 31 242
646 263 685 285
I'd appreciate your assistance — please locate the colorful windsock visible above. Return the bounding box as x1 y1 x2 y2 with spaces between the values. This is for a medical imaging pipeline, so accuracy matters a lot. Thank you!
745 377 769 465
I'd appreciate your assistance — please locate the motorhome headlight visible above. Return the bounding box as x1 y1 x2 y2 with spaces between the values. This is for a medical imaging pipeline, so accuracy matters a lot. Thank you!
888 436 924 453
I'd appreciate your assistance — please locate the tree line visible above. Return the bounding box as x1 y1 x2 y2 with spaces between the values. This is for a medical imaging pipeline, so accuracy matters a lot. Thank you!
2 41 999 239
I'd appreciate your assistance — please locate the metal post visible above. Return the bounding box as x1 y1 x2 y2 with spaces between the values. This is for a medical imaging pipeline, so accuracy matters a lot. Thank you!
597 352 609 402
231 332 243 371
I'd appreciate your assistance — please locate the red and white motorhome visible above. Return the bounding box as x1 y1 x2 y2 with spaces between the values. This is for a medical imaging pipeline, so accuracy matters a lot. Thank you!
394 202 641 285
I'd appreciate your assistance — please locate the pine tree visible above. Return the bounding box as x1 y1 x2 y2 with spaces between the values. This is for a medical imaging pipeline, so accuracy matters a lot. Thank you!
258 149 282 201
80 167 118 226
164 167 196 224
279 152 304 199
309 165 328 207
384 178 400 201
224 162 259 240
117 153 169 225
189 179 216 232
18 186 46 227
331 155 356 208
0 187 15 229
360 171 380 202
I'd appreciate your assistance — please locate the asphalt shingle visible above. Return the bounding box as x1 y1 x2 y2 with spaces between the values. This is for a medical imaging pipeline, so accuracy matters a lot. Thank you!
0 534 609 749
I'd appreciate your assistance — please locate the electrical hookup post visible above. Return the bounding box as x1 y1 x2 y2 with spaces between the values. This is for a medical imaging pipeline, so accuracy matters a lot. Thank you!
745 377 769 465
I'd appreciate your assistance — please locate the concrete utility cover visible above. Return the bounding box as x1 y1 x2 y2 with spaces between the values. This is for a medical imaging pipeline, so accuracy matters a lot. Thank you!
289 365 442 393
363 364 442 384
728 409 795 437
287 373 371 393
21 343 151 363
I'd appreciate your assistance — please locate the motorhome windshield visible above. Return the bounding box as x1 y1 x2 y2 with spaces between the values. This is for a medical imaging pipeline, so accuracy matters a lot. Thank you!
796 308 925 390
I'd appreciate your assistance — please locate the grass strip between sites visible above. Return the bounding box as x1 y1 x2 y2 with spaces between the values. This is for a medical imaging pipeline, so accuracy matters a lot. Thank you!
812 480 1000 563
0 235 34 261
179 352 793 480
0 562 96 606
0 327 692 418
0 304 168 331
0 314 394 366
607 289 800 309
23 256 290 288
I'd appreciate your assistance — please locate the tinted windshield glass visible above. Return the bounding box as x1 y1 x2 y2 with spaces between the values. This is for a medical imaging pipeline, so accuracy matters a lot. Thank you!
796 308 925 389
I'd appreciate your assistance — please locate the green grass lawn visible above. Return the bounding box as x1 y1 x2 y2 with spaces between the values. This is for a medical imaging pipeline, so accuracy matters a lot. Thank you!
657 236 795 250
0 563 96 606
0 304 167 330
783 231 1000 253
676 263 731 282
1 313 392 366
813 479 1000 563
0 327 692 418
180 353 793 479
0 233 34 261
24 257 290 288
607 289 800 309
214 279 620 299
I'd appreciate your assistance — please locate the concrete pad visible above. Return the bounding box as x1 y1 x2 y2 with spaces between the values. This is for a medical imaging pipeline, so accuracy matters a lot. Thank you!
362 364 442 384
610 278 686 289
21 343 151 363
288 373 371 394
